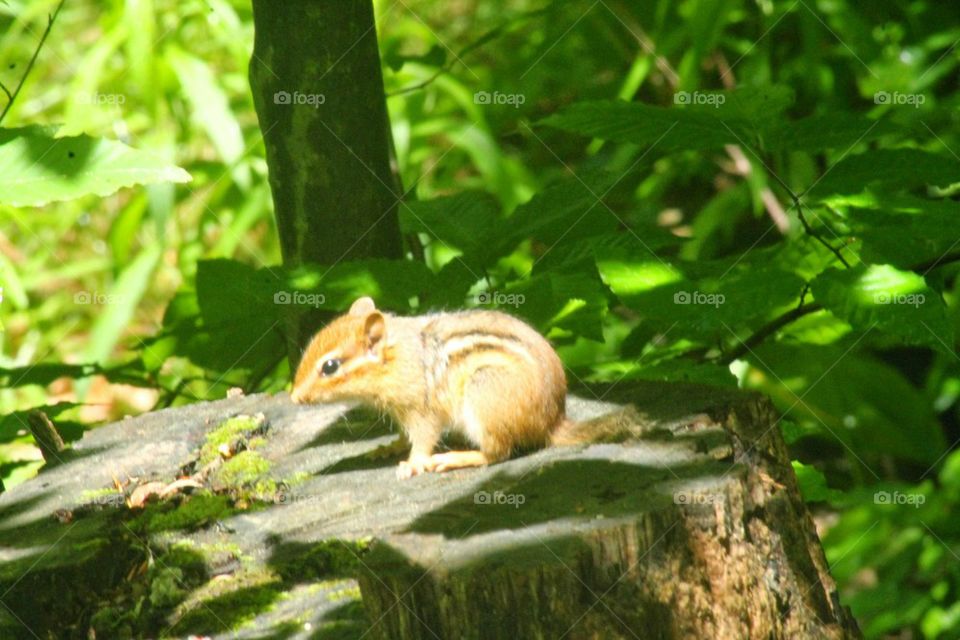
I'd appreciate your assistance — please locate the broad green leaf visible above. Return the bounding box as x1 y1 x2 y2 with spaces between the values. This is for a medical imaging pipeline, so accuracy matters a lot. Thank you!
159 259 439 374
765 113 898 152
750 344 947 464
541 100 737 151
284 260 439 312
792 461 842 503
541 86 794 152
0 126 191 206
501 269 609 342
810 265 953 353
399 191 506 267
506 171 622 249
605 360 738 387
702 84 795 131
809 149 960 200
0 361 149 389
606 249 805 340
844 199 960 269
537 229 682 275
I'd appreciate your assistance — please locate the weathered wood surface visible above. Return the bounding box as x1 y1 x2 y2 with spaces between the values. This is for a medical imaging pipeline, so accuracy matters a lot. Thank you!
0 383 860 639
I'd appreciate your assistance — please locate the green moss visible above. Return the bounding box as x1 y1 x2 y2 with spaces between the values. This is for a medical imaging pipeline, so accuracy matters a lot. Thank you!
135 493 235 533
71 536 110 554
149 567 186 608
199 414 266 466
90 605 138 639
214 450 271 486
278 538 373 581
212 450 277 500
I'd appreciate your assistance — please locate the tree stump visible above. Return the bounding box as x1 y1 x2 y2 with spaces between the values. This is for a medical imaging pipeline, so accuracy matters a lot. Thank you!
0 382 860 639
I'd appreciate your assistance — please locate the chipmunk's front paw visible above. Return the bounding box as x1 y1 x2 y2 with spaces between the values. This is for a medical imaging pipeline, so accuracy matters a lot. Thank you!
396 455 435 480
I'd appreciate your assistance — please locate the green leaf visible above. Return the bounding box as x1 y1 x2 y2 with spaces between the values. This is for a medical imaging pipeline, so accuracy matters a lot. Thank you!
506 170 622 249
810 265 953 353
809 149 960 200
702 84 795 131
159 259 439 374
500 270 609 342
765 113 897 152
0 361 148 389
541 86 794 152
792 461 842 503
751 344 947 463
541 99 737 151
611 360 738 387
845 199 960 269
611 255 805 341
0 126 191 206
399 191 506 267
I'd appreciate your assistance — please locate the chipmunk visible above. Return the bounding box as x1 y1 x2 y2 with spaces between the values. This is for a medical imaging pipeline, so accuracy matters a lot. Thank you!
290 296 585 479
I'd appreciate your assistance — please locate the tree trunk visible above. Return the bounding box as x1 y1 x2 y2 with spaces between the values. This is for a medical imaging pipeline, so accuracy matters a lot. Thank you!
249 0 403 365
356 388 862 639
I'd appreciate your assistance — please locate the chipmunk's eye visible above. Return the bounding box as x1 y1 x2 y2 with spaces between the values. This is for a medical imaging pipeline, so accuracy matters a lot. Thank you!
320 359 341 376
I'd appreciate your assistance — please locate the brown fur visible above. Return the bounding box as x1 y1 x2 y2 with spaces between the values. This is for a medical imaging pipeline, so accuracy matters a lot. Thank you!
291 297 567 478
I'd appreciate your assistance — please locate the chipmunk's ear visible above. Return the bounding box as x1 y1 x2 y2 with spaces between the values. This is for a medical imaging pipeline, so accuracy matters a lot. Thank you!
349 297 376 316
363 311 386 353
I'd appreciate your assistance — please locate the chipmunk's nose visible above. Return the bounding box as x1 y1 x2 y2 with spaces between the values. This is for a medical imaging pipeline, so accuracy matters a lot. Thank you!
290 387 303 404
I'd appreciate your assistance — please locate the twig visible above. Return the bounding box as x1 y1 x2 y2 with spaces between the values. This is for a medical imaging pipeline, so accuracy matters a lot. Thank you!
755 155 850 268
0 0 66 125
793 194 850 268
386 6 552 97
27 409 66 465
721 303 823 364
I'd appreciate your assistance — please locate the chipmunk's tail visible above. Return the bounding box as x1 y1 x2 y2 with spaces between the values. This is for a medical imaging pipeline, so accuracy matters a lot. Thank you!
550 407 643 446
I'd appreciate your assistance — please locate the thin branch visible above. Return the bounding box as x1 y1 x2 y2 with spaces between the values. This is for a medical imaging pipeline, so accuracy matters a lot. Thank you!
915 251 960 275
386 6 552 97
720 302 823 364
0 0 66 125
793 194 850 268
